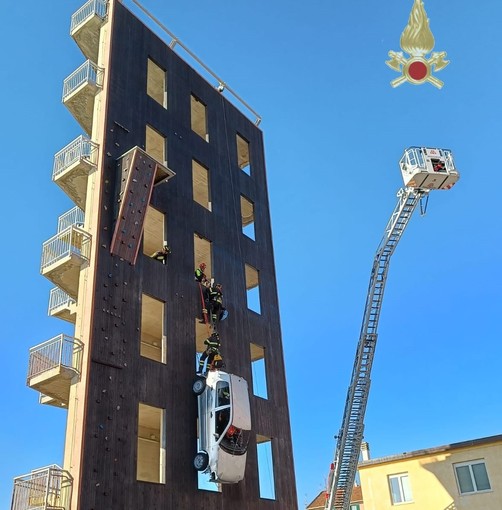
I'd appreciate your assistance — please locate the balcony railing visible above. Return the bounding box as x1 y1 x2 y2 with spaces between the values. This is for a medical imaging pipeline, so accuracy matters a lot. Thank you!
27 334 84 383
53 135 98 181
62 60 103 101
70 0 107 33
57 206 84 232
11 465 72 510
48 287 76 316
41 225 91 273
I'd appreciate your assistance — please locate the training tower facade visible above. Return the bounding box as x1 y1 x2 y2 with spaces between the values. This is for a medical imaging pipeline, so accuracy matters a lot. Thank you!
12 1 297 509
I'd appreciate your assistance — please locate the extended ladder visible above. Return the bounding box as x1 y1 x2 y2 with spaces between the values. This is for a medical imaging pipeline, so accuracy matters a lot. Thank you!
325 187 427 510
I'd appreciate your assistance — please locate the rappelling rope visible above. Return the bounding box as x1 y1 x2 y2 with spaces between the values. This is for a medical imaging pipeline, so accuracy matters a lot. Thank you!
198 282 212 336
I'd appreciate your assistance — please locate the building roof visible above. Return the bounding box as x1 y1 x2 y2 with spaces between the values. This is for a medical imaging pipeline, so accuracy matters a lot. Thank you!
351 485 363 502
306 490 326 509
306 485 363 509
358 433 502 468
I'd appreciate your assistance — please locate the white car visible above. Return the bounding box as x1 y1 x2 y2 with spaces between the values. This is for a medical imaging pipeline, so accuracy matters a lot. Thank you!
193 370 251 483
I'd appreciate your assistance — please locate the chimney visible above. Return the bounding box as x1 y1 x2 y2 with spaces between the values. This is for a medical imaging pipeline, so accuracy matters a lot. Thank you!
361 441 370 461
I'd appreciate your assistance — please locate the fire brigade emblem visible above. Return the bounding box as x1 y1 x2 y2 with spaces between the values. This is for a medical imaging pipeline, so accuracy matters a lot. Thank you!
386 0 448 89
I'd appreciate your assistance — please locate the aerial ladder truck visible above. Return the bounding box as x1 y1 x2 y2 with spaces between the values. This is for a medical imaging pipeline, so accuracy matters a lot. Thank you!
324 147 460 510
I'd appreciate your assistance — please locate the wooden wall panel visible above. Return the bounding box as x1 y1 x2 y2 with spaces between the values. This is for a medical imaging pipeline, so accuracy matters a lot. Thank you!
75 2 298 509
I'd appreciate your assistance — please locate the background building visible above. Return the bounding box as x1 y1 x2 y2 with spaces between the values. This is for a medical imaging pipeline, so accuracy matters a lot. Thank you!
358 434 502 510
306 486 363 510
11 0 297 508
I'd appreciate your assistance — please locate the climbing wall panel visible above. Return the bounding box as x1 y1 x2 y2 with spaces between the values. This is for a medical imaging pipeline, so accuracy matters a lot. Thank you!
110 147 172 264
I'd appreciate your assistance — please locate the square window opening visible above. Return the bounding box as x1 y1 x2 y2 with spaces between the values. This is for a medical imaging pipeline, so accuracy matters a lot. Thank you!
137 403 166 483
241 195 255 240
147 58 167 108
194 318 210 371
141 294 166 363
257 435 275 500
145 125 167 166
250 343 268 399
236 133 251 174
191 94 209 142
197 440 221 492
193 160 211 211
245 264 261 314
194 234 212 283
143 206 166 258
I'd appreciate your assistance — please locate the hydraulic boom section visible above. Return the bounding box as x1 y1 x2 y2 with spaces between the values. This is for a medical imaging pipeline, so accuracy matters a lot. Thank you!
325 147 459 510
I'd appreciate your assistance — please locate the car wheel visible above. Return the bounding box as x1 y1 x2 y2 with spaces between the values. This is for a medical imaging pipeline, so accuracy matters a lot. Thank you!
194 451 209 471
192 377 206 395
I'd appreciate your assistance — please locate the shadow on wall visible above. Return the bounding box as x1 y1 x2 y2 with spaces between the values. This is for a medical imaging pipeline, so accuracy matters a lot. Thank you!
419 455 457 510
421 443 502 510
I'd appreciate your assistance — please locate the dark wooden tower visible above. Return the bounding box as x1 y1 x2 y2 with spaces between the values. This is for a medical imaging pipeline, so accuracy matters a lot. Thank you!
18 1 297 509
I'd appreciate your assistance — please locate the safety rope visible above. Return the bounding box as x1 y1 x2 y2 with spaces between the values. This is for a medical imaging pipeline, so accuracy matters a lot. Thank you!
198 282 212 336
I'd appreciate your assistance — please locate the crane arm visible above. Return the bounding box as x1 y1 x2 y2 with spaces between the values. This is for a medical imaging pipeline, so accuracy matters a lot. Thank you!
325 187 427 510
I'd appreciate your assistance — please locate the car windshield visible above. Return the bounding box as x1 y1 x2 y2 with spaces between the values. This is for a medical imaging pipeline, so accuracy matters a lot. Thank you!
220 427 250 456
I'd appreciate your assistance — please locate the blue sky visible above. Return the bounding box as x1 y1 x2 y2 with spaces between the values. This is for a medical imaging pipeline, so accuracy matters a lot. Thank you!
1 0 501 508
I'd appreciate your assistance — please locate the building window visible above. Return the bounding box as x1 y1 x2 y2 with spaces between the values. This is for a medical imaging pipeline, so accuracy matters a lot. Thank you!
195 318 206 363
137 403 166 483
236 133 250 174
145 125 167 165
241 195 255 240
141 294 166 363
350 505 360 510
197 442 220 492
143 206 165 257
194 234 212 281
245 264 260 314
388 473 413 504
257 435 275 499
193 160 211 211
147 58 167 108
250 343 267 399
454 460 491 494
191 94 208 141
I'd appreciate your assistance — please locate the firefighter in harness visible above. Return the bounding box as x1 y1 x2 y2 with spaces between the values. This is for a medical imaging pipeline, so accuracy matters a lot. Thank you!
197 332 224 375
208 283 225 327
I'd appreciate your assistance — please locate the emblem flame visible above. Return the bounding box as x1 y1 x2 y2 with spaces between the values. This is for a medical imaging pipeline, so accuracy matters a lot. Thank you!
400 0 434 56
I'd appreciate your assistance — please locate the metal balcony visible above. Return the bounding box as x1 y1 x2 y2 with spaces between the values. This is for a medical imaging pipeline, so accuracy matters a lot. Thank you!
40 225 91 299
57 206 84 232
27 334 84 406
48 287 77 323
11 465 72 510
70 0 108 61
62 60 103 135
53 137 98 210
